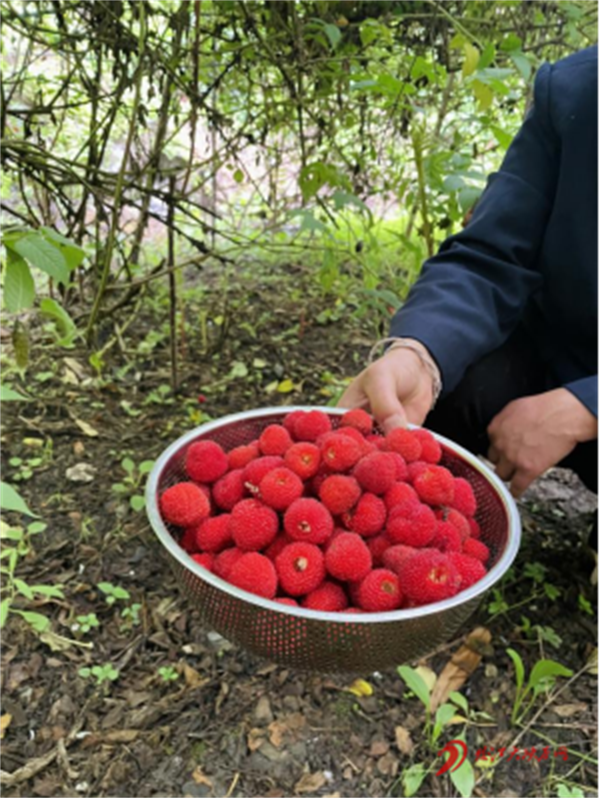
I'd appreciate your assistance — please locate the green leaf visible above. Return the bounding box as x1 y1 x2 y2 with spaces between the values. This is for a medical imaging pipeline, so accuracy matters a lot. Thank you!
0 481 38 516
3 250 35 312
402 763 427 797
138 460 155 475
0 527 24 542
432 702 458 744
478 43 495 70
450 756 475 798
458 186 482 213
40 227 85 270
500 33 523 52
448 691 469 713
490 125 513 150
14 578 34 600
16 610 50 632
0 384 31 401
27 522 47 534
471 79 493 110
528 659 573 691
39 298 78 346
398 665 431 710
443 175 465 193
30 584 65 598
506 648 525 692
462 43 480 77
130 495 145 512
323 23 342 49
7 233 69 284
121 457 135 475
233 168 244 184
78 667 91 678
0 597 11 627
510 51 532 81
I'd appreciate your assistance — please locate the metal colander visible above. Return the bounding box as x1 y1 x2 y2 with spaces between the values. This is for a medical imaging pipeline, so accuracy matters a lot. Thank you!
146 406 521 673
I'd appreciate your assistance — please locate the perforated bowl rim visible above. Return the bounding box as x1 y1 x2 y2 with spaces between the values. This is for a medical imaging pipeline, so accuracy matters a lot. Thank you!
146 406 521 624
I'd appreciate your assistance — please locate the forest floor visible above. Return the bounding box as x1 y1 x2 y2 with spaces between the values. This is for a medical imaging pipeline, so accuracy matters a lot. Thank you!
1 263 597 798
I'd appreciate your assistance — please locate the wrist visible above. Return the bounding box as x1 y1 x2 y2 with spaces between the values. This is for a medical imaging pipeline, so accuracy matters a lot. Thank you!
554 388 598 443
369 337 442 409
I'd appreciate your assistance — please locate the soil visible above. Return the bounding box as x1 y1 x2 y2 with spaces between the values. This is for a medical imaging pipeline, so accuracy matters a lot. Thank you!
1 268 597 798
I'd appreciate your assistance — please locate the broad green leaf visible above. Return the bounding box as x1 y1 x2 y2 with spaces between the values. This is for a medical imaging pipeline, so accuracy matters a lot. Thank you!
398 665 430 710
138 460 155 475
462 43 480 78
478 43 495 70
130 495 145 512
458 186 482 213
40 227 85 270
471 79 493 110
0 597 11 628
27 522 47 534
443 175 465 193
233 168 244 184
14 578 34 600
0 527 24 541
39 298 77 346
323 23 342 49
450 756 475 798
506 648 525 691
3 250 35 312
0 481 38 517
7 233 69 285
500 33 523 52
491 125 513 150
30 584 65 598
121 457 135 474
449 691 469 713
510 51 532 81
402 763 427 797
359 20 379 47
0 384 31 401
528 659 573 691
16 610 50 632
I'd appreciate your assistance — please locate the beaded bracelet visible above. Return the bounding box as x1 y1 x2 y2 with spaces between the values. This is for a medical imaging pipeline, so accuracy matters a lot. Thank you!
368 337 443 409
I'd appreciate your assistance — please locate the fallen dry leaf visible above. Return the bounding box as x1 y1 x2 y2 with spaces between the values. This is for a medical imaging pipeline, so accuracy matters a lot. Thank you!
430 627 492 712
0 714 12 739
369 740 389 757
586 647 597 674
295 771 326 794
414 665 437 693
554 702 588 718
66 463 97 483
394 726 414 756
247 728 266 752
74 418 99 437
192 766 213 788
182 662 210 690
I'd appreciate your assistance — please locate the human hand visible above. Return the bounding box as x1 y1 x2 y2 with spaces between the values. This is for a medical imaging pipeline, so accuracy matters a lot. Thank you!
337 343 435 433
487 388 598 498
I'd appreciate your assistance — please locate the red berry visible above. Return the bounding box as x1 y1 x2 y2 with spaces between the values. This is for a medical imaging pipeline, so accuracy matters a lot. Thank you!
382 544 417 574
259 424 293 456
431 520 462 553
284 442 321 479
179 526 200 553
441 508 471 541
337 425 374 457
293 410 332 442
229 552 278 599
412 429 442 464
228 442 260 470
185 440 229 484
319 475 361 514
193 514 232 553
340 408 374 436
284 498 333 544
343 493 387 537
366 534 392 566
213 547 244 580
462 538 490 564
302 581 348 612
386 501 436 547
452 478 477 517
388 452 409 482
407 461 429 483
414 465 455 506
191 552 215 571
325 532 372 582
264 532 294 561
398 550 461 605
384 429 422 462
275 542 326 596
160 482 211 527
275 597 299 606
230 499 279 550
212 469 246 510
357 569 402 612
319 432 362 472
447 552 487 589
283 410 307 438
243 456 284 494
353 452 397 495
259 467 304 510
467 518 481 539
384 481 418 511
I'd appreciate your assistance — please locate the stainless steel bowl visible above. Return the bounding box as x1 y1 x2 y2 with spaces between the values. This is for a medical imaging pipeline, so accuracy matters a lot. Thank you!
146 407 521 673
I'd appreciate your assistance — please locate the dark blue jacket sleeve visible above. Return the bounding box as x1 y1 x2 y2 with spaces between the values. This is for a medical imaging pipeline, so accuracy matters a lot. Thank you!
390 63 558 395
565 377 597 418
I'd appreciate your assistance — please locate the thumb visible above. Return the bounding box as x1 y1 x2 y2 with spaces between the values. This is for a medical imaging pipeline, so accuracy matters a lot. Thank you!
366 372 409 433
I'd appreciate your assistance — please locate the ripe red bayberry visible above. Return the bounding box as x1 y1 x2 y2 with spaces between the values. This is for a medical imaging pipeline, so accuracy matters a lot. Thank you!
284 442 321 479
353 452 397 495
185 440 229 484
275 542 326 596
447 552 486 589
414 465 455 506
212 469 246 511
284 498 333 545
213 547 244 580
302 581 348 612
451 477 477 517
259 467 304 510
342 493 387 537
160 482 211 527
230 499 279 550
229 552 278 599
384 429 422 462
191 552 215 571
293 410 332 442
243 456 284 494
319 432 362 472
319 475 361 514
228 441 260 470
325 532 372 582
382 544 417 574
259 424 293 456
193 514 232 553
340 408 374 436
386 501 436 547
412 429 442 464
357 569 402 612
431 520 462 553
462 538 490 564
398 550 461 605
384 481 418 511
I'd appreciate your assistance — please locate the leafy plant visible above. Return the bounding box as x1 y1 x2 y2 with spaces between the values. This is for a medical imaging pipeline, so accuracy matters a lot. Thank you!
158 665 179 683
78 664 119 685
506 648 573 725
73 613 100 635
97 582 131 606
111 457 155 512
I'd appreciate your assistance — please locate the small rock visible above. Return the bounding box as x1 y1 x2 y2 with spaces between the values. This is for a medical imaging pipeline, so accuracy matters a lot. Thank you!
66 463 97 483
254 695 274 725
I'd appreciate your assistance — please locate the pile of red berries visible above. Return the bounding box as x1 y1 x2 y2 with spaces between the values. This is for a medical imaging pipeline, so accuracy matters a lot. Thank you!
159 409 490 613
